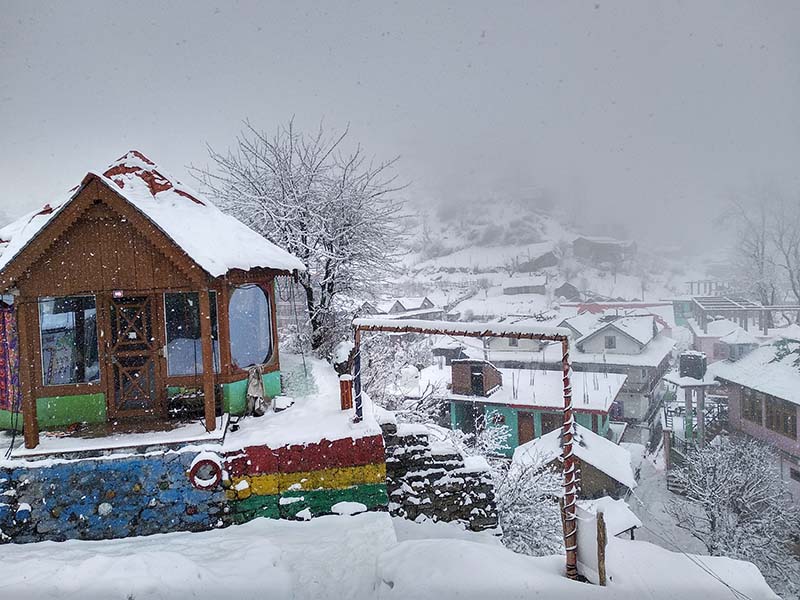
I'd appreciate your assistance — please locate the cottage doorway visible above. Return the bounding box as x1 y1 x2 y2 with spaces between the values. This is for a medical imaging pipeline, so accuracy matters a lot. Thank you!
105 295 164 419
518 413 535 444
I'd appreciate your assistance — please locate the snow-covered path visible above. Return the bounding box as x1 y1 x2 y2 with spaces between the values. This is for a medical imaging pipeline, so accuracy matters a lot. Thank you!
627 450 706 554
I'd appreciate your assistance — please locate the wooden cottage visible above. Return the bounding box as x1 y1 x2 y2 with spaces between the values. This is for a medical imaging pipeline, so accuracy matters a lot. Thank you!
0 151 304 449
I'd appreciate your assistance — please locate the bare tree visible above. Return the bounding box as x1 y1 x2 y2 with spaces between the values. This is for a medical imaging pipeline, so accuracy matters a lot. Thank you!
193 120 406 354
769 194 800 305
722 198 782 321
667 437 800 596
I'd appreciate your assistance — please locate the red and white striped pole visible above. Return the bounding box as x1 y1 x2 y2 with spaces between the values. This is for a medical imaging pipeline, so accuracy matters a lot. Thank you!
561 337 578 580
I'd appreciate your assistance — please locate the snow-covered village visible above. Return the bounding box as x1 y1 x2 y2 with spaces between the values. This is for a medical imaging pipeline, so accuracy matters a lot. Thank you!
1 2 799 599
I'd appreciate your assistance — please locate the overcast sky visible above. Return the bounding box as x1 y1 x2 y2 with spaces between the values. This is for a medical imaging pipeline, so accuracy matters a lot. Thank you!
1 1 799 245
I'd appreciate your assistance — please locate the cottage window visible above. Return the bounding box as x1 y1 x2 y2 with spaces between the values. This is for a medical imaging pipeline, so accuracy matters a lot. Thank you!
604 335 616 350
38 296 99 385
741 388 763 424
508 338 519 347
765 396 797 439
164 292 220 376
791 468 800 483
229 285 273 369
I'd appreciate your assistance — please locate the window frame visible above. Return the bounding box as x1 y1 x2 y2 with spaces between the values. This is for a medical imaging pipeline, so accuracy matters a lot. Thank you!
604 335 616 350
38 294 100 388
741 388 763 425
765 395 797 440
228 284 275 370
163 291 221 377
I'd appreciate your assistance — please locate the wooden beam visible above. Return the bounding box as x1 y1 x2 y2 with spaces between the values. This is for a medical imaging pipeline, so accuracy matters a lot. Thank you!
16 299 39 449
198 290 216 432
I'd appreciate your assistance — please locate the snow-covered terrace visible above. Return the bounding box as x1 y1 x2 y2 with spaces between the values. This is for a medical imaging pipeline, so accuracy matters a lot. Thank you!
1 357 381 464
407 365 626 413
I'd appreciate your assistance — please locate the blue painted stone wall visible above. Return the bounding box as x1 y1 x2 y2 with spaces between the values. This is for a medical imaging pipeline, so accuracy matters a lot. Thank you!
0 451 227 543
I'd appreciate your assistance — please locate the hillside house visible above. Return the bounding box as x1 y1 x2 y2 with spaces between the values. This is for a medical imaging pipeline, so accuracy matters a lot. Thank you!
502 275 547 296
687 317 747 362
572 236 636 265
360 296 444 321
0 152 390 543
571 315 674 422
513 424 639 499
709 334 800 500
442 313 674 423
405 358 627 456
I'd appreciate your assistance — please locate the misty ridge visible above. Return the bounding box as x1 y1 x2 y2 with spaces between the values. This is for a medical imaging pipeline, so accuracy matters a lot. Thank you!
0 2 799 599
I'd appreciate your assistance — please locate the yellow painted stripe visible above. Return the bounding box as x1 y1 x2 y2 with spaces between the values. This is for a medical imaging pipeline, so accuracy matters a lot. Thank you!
227 462 386 500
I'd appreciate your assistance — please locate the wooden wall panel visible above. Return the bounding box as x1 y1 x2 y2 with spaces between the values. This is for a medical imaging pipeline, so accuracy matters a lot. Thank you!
18 210 195 298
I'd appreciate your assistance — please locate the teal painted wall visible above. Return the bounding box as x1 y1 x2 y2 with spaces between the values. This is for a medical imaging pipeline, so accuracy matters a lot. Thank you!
449 400 610 457
222 371 282 415
484 405 517 457
36 393 106 428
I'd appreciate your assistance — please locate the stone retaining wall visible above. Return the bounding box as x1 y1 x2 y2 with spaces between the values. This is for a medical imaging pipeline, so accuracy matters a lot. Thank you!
383 422 498 531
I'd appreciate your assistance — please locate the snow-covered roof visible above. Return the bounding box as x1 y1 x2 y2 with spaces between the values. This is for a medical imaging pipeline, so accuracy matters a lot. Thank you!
719 327 759 345
352 318 573 339
558 313 604 338
577 315 658 348
513 423 638 489
709 337 800 406
573 235 635 247
410 365 626 413
502 275 546 289
687 317 740 339
0 151 305 279
577 497 642 536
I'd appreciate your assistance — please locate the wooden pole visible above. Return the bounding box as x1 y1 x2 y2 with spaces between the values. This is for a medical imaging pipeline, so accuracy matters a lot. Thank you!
339 374 353 410
684 386 693 443
561 337 579 580
697 387 705 447
597 511 608 586
353 328 363 422
198 290 216 432
17 299 39 449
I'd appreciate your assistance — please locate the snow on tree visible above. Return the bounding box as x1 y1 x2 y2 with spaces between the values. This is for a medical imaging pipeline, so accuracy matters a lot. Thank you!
441 414 564 557
194 119 406 355
358 333 445 423
667 436 800 596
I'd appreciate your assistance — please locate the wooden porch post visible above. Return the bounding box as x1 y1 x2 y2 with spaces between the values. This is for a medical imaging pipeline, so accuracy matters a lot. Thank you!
198 291 216 432
17 299 39 449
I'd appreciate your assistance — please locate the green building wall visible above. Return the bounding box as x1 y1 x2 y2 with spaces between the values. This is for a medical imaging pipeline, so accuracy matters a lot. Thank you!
450 400 610 458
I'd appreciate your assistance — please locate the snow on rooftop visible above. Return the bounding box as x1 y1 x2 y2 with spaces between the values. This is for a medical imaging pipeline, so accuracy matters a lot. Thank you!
577 496 642 537
502 275 547 289
410 365 625 413
353 317 572 339
709 339 800 406
719 327 759 346
513 423 637 489
687 317 740 338
0 151 306 278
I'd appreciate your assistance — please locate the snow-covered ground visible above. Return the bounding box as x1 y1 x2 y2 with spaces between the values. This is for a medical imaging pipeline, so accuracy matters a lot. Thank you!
0 511 777 599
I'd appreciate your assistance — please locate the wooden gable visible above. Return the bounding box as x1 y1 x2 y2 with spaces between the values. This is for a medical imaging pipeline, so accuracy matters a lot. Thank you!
3 177 210 298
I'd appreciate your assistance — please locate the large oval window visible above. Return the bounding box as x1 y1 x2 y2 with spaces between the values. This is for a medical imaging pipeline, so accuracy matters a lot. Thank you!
229 286 273 369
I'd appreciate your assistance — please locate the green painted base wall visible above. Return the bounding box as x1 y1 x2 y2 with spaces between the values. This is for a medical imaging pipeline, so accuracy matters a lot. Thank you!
36 393 106 428
0 409 23 431
231 483 388 525
222 371 282 415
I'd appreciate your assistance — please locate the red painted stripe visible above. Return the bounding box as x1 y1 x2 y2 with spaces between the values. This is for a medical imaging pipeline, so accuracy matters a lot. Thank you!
224 435 385 477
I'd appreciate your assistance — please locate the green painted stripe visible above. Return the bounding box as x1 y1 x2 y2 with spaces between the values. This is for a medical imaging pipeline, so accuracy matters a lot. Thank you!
36 393 106 428
222 371 281 415
0 409 23 431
